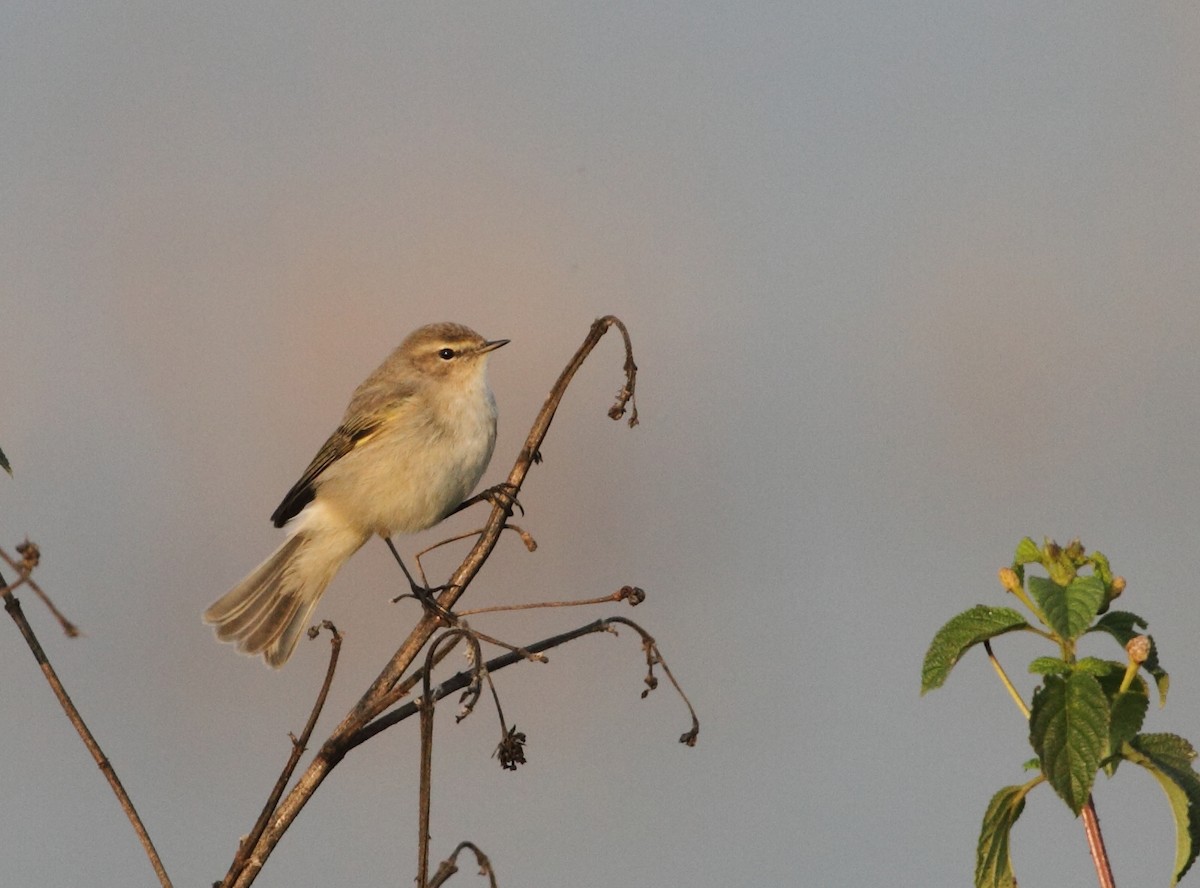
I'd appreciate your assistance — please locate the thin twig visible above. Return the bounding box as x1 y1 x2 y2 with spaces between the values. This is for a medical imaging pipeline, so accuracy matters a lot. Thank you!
456 585 644 618
413 524 536 588
983 639 1031 719
604 616 699 746
228 317 639 887
460 625 547 664
417 631 483 888
1 568 172 888
0 544 79 636
348 616 698 751
428 841 499 888
417 663 436 888
222 622 343 887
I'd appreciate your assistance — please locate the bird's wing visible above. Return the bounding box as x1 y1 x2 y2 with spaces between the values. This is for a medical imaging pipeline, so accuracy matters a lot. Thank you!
269 404 394 528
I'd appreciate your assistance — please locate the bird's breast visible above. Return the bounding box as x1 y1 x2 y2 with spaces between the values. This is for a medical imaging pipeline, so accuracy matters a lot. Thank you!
315 384 498 536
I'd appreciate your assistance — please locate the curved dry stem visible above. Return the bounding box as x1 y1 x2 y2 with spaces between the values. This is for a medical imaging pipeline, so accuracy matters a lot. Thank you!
347 616 699 751
228 316 639 888
456 585 644 618
417 630 483 888
604 616 700 746
1 567 172 888
428 841 498 888
457 625 548 664
410 524 537 591
221 622 343 887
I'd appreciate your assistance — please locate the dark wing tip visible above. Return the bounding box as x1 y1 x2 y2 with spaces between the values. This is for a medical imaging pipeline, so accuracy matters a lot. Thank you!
271 483 315 528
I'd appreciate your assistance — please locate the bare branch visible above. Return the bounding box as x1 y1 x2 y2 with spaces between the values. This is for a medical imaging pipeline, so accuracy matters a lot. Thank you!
1 561 172 887
221 622 343 887
347 617 698 751
417 630 484 888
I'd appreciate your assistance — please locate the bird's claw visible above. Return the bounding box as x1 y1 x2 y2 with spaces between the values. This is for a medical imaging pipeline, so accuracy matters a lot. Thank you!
452 482 524 517
392 582 458 624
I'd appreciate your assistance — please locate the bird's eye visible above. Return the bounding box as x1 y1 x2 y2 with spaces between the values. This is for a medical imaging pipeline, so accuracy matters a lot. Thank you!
437 348 455 360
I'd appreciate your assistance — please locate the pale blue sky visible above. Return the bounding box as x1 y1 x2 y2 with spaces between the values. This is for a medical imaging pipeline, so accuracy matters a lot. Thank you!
4 4 1200 886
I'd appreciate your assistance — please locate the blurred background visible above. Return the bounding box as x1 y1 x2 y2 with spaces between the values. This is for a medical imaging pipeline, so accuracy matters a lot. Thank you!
3 4 1200 886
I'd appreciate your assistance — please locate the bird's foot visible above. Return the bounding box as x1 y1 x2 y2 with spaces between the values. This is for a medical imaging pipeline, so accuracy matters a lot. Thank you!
392 582 458 624
451 482 523 517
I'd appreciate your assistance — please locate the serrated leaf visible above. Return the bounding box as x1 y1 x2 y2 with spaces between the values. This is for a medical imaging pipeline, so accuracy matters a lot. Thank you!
922 606 1030 694
1074 657 1118 677
1136 733 1199 771
1093 609 1147 634
0 444 9 475
1029 673 1108 814
1029 656 1069 676
1090 611 1169 705
1106 681 1149 775
1126 734 1200 884
976 783 1032 888
1021 757 1041 771
1013 537 1041 566
1028 575 1104 641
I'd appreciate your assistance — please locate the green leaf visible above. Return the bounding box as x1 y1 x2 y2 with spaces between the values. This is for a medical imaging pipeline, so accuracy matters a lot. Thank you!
976 783 1033 888
1013 537 1042 566
1029 673 1109 814
1087 551 1114 587
921 606 1030 694
1029 657 1069 676
1126 734 1200 884
1105 679 1149 775
1074 657 1118 677
0 444 9 476
1027 575 1105 641
1090 611 1170 705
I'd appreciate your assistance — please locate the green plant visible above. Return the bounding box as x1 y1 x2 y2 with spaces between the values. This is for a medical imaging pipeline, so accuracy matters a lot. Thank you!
922 537 1200 888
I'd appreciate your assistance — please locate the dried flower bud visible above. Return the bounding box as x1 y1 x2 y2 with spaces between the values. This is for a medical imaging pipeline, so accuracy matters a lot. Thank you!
618 585 646 606
1110 576 1126 598
495 726 527 771
15 539 40 571
1126 635 1151 665
998 567 1022 593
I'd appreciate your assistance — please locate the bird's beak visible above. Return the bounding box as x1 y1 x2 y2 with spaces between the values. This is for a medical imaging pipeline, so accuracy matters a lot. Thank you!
479 338 509 354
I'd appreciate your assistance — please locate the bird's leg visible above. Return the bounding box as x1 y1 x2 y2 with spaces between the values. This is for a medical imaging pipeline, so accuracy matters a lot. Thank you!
449 482 524 517
385 537 455 623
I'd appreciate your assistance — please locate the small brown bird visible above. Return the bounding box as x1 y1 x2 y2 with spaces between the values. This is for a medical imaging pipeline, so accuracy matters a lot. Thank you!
204 322 507 667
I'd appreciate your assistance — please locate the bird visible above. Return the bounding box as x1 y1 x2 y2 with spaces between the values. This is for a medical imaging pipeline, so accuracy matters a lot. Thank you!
204 322 508 667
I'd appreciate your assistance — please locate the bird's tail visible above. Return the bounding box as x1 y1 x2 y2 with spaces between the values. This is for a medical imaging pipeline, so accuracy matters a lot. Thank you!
204 510 368 667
